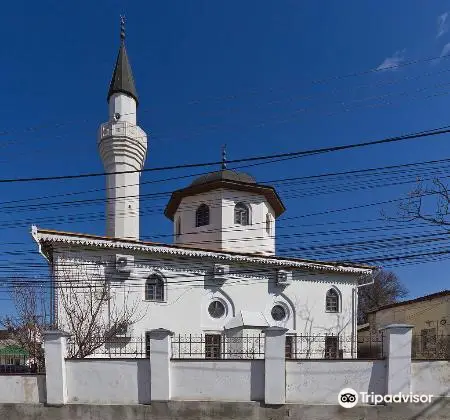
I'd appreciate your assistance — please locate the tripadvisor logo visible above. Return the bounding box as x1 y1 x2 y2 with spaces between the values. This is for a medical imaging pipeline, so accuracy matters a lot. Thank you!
338 388 358 408
338 388 433 408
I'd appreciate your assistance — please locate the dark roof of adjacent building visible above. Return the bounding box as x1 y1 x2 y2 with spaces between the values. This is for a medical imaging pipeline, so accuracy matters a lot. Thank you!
367 290 450 313
0 329 12 340
107 41 139 104
165 169 285 220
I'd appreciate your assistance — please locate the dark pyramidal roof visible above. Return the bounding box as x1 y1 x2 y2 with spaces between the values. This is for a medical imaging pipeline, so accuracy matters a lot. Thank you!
107 41 139 104
190 170 256 186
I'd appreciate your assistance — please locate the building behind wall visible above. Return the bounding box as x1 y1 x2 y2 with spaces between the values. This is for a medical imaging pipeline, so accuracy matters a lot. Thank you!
359 290 450 359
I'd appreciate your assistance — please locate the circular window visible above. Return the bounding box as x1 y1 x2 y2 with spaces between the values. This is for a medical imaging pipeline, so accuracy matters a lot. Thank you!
208 301 226 318
271 305 286 321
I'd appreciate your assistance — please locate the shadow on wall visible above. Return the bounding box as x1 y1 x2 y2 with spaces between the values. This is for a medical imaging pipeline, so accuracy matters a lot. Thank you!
250 361 264 401
38 376 47 403
137 360 151 404
368 360 386 396
408 389 450 420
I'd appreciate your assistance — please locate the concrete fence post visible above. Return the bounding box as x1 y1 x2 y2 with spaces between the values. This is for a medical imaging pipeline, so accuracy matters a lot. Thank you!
42 330 70 406
264 326 288 405
380 324 414 396
149 328 173 401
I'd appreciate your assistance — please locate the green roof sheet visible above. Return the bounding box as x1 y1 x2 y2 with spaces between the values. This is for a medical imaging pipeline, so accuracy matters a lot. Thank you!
0 345 28 356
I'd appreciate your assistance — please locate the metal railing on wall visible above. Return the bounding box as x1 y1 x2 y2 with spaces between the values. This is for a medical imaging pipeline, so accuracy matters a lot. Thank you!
286 333 384 360
171 334 265 360
62 332 389 360
412 334 450 360
66 336 149 359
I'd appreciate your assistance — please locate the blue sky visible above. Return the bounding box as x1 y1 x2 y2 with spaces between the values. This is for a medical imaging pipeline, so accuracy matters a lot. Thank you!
0 1 449 316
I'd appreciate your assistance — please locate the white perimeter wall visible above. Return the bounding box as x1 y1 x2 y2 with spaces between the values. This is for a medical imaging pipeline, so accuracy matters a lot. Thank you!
286 360 386 404
412 361 450 397
0 375 46 403
2 360 449 405
66 359 150 404
171 360 264 401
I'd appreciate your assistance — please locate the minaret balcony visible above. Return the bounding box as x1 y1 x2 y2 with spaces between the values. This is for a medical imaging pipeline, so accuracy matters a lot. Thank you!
98 120 147 146
98 120 148 170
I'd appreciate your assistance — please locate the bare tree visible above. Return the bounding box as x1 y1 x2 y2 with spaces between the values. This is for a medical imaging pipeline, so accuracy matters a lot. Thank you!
399 178 450 227
358 270 408 324
57 260 145 358
0 281 50 368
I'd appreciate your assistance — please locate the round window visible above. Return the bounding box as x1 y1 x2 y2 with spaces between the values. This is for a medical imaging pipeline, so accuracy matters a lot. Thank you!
208 301 226 318
271 305 286 321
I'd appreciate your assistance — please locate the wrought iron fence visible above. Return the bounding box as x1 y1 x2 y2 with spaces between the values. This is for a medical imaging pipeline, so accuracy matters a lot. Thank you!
66 336 149 358
412 334 450 360
357 333 385 359
286 333 384 360
64 332 387 360
171 334 265 359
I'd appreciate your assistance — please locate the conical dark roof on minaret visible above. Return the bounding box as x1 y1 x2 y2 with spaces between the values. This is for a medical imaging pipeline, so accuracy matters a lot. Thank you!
107 39 139 105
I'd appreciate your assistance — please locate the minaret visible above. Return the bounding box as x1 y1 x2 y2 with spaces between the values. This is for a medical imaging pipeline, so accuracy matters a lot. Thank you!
98 17 148 240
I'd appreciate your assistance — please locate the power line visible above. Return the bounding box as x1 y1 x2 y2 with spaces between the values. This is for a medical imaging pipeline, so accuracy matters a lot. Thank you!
0 154 448 214
0 124 449 184
1 53 450 146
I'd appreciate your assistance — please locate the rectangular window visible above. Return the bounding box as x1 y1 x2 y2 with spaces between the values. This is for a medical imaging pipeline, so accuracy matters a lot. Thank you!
205 334 221 359
147 285 164 301
285 336 294 359
145 277 164 302
325 336 339 359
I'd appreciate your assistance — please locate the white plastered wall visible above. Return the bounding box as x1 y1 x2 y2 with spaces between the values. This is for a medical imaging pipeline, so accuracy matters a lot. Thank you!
52 245 359 358
173 189 276 255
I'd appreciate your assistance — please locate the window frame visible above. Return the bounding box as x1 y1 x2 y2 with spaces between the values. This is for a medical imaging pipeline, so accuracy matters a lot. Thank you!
285 335 294 359
324 336 339 359
205 334 222 359
208 300 226 319
325 288 340 313
145 274 165 302
271 304 287 321
234 202 250 226
195 204 210 227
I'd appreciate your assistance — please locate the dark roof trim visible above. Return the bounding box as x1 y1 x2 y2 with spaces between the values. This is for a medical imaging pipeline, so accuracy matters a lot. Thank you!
164 179 286 220
367 290 450 313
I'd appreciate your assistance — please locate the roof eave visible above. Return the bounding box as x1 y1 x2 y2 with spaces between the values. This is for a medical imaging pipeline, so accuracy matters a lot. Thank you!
32 227 376 275
164 179 286 220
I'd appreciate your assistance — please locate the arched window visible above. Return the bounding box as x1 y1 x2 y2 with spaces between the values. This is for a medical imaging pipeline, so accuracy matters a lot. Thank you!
234 202 249 225
196 204 210 227
325 289 339 312
145 274 165 301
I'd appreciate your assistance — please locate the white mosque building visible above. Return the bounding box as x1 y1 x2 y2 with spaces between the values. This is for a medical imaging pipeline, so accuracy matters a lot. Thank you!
32 21 375 359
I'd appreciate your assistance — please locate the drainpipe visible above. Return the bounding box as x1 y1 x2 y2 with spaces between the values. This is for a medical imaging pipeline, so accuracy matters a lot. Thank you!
351 272 376 358
31 225 56 327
